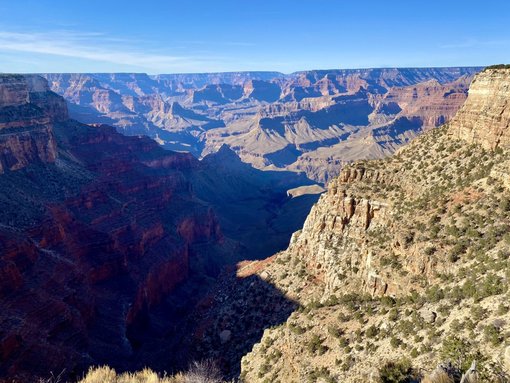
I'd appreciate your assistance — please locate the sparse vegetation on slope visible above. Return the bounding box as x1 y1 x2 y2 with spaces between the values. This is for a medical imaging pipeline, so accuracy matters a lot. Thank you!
239 68 510 382
484 64 510 71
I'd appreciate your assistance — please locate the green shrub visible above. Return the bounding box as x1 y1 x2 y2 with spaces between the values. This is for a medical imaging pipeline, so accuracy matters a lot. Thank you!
327 325 342 338
440 335 485 372
483 324 503 346
307 367 335 383
307 334 327 355
289 323 306 335
388 308 399 321
366 325 379 338
390 336 402 349
378 359 415 383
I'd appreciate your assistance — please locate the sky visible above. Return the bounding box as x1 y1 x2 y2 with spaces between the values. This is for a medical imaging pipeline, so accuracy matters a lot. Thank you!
0 0 509 74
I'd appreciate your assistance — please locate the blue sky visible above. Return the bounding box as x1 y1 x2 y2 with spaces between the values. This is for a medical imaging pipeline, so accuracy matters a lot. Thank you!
0 0 509 74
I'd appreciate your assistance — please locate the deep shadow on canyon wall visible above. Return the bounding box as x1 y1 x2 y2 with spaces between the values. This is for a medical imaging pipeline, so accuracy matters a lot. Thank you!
124 268 299 380
0 137 306 382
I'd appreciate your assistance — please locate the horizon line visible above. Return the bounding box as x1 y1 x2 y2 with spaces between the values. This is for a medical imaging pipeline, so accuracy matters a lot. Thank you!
0 64 490 77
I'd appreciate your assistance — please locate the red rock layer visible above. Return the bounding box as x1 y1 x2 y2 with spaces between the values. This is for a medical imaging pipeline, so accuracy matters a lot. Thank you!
0 102 224 380
0 75 68 173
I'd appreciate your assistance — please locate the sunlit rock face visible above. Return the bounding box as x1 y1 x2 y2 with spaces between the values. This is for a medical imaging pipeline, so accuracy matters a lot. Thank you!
451 68 510 149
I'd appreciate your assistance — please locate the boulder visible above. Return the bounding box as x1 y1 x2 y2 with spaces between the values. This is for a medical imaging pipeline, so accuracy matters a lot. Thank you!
219 329 232 344
420 308 437 324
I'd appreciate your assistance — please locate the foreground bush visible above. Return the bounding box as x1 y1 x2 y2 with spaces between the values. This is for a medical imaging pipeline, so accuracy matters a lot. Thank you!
379 359 417 383
78 360 225 383
78 366 178 383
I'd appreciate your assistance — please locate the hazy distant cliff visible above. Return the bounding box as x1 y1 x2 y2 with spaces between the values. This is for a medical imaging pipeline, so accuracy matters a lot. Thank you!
43 67 481 183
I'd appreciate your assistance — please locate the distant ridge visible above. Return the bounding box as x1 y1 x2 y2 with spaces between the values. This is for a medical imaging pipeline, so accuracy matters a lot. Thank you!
43 66 482 183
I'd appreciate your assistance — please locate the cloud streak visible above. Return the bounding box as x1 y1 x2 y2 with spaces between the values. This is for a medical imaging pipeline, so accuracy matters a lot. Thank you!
0 30 221 72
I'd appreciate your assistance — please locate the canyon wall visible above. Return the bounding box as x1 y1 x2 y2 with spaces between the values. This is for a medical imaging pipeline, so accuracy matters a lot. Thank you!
451 67 510 149
0 76 227 381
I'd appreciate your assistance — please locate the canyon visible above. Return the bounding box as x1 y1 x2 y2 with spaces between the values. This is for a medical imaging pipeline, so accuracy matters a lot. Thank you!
1 66 509 383
239 67 510 382
43 67 480 184
0 75 314 381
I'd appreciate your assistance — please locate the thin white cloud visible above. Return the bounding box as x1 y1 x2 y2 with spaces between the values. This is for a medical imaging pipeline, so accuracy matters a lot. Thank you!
180 40 256 47
0 30 219 72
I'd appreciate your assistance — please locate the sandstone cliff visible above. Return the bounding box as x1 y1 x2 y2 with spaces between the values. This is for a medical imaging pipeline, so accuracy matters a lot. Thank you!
451 68 510 149
240 68 510 382
0 75 68 173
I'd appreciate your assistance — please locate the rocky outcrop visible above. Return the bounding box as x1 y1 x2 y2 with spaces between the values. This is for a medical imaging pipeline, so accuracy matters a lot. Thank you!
337 165 393 184
0 75 31 107
451 68 510 149
0 75 68 127
0 125 57 173
0 75 68 173
284 179 394 296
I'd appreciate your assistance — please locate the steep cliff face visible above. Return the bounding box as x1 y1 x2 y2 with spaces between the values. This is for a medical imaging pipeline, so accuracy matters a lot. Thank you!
0 121 227 380
0 75 68 127
0 75 68 173
241 68 510 382
451 68 510 149
0 125 57 173
0 76 230 381
373 77 471 127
